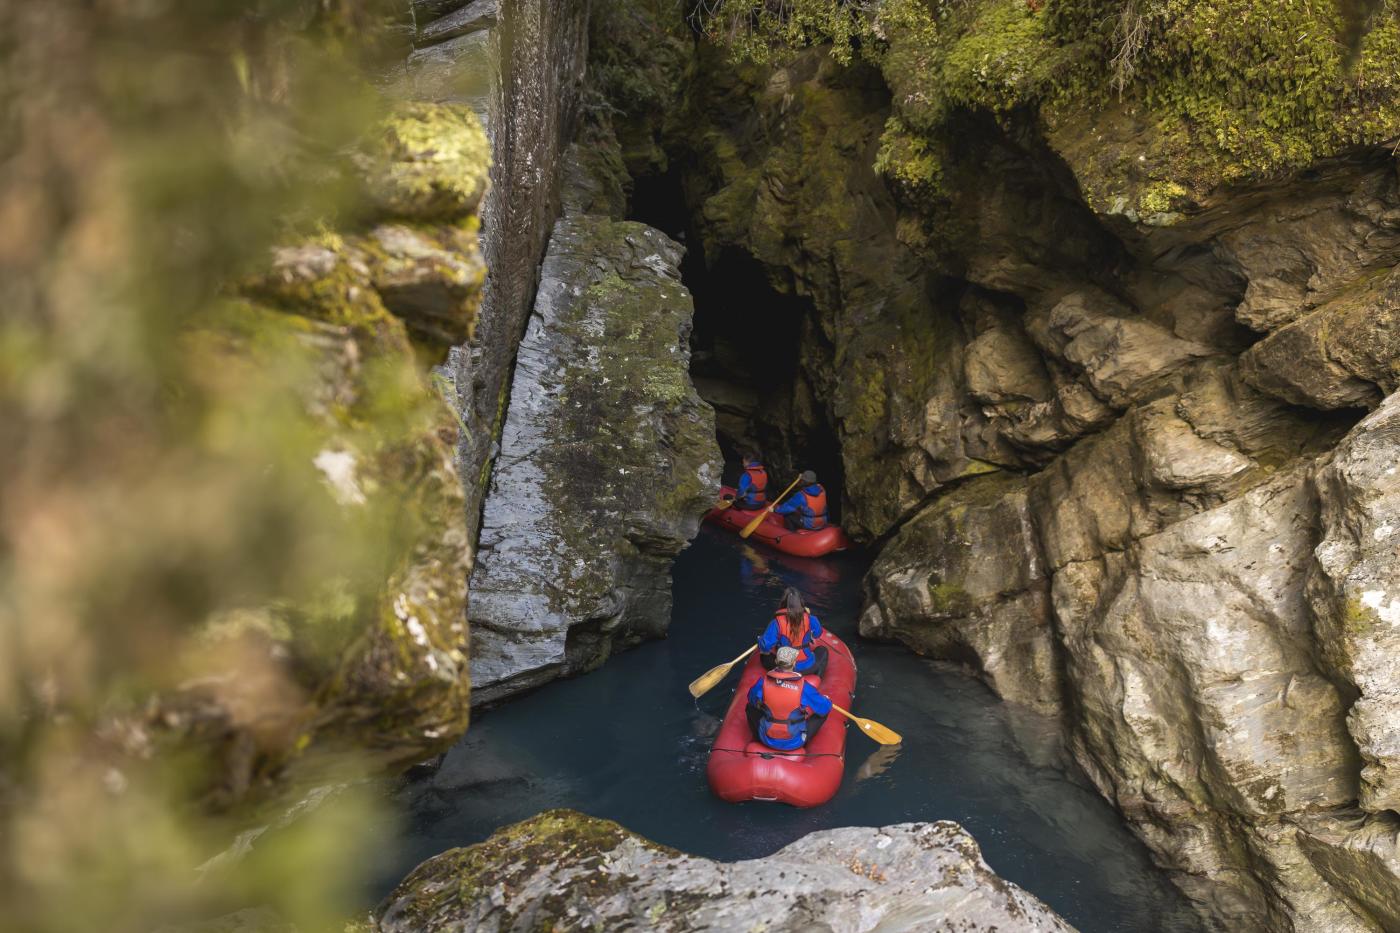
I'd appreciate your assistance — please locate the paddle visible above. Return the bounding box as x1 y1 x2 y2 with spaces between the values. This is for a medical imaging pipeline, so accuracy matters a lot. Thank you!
830 703 902 746
714 497 734 510
688 644 756 698
739 475 803 539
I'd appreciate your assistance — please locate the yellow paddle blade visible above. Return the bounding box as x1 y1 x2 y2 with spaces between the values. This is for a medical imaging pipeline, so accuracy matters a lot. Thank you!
852 717 902 746
688 663 733 698
832 703 902 746
688 645 757 698
715 498 733 510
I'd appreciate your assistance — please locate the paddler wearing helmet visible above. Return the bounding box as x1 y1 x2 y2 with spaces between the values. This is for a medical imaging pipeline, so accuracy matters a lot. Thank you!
745 646 832 751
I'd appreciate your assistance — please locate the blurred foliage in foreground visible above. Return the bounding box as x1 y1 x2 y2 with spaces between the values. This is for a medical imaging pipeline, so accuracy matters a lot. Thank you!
0 1 484 930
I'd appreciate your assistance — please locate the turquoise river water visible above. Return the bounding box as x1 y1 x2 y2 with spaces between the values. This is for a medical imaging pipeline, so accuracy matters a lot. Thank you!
368 525 1200 931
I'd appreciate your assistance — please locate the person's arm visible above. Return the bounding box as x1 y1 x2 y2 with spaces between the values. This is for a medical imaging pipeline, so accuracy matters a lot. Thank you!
747 680 763 706
736 473 753 498
809 615 824 641
803 684 833 716
773 493 800 515
757 620 779 653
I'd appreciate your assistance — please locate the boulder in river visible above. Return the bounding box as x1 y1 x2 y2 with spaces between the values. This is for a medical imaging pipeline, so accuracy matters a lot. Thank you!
374 809 1077 932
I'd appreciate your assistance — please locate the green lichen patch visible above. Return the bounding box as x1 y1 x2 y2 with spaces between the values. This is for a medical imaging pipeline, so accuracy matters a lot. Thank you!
379 809 680 929
699 0 1400 210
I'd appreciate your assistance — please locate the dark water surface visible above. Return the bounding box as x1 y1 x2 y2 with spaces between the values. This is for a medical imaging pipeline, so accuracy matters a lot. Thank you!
369 527 1199 931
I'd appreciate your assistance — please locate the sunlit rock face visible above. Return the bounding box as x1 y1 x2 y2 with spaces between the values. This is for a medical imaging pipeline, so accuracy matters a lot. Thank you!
647 23 1400 932
374 809 1076 933
1309 392 1400 814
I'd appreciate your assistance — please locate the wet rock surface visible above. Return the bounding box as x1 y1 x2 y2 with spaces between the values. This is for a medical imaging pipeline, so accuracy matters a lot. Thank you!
374 809 1077 932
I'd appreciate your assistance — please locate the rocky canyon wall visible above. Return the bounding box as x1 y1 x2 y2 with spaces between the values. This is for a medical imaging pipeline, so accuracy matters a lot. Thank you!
632 4 1400 929
401 0 590 547
454 0 721 704
467 150 721 704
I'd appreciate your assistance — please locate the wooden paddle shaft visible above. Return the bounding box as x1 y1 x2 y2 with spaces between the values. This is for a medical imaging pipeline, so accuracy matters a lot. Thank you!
740 475 803 538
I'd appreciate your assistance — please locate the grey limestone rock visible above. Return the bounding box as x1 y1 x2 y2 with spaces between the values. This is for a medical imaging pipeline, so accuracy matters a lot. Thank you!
467 216 720 704
1310 389 1400 815
374 810 1078 933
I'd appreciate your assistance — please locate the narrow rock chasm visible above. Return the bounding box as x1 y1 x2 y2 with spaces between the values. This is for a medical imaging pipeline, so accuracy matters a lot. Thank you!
627 169 848 513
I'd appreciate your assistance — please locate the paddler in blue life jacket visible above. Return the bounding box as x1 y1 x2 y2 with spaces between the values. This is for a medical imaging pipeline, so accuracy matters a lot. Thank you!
773 470 829 531
728 453 769 510
758 587 829 678
746 646 832 751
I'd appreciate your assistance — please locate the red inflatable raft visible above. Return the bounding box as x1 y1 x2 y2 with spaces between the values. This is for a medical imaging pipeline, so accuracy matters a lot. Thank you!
706 631 856 807
705 486 852 558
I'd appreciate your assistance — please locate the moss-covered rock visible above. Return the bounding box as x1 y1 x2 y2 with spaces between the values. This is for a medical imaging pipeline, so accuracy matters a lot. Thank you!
374 809 1077 932
468 204 720 704
700 0 1400 220
155 103 490 801
357 101 490 221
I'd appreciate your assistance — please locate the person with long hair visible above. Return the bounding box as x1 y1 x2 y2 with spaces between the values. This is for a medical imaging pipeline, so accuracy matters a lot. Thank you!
757 586 829 678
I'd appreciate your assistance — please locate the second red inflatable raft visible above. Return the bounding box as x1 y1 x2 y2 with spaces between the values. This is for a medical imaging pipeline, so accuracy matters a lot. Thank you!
705 486 851 558
705 631 856 808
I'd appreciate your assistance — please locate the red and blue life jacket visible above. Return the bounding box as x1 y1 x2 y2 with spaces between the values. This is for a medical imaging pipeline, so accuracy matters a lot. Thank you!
757 669 811 745
738 463 768 508
775 609 814 649
797 486 828 530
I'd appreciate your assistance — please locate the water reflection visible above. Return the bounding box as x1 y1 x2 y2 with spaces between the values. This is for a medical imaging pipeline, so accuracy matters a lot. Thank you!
853 744 901 784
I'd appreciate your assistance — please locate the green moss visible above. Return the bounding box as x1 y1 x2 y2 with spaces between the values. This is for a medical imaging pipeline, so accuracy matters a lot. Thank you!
381 810 679 929
1138 180 1187 215
360 102 491 221
874 114 946 208
1342 596 1379 638
702 0 1400 205
929 580 974 615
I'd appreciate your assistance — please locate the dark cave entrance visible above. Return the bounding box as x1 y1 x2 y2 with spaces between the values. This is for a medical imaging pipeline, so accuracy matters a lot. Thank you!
627 172 846 522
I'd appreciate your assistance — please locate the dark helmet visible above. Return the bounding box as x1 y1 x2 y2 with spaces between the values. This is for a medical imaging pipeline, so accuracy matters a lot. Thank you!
801 470 817 486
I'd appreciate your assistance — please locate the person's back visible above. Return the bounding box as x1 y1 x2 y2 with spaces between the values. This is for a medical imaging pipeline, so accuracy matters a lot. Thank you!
774 470 828 530
746 647 832 751
757 587 829 678
734 455 768 510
